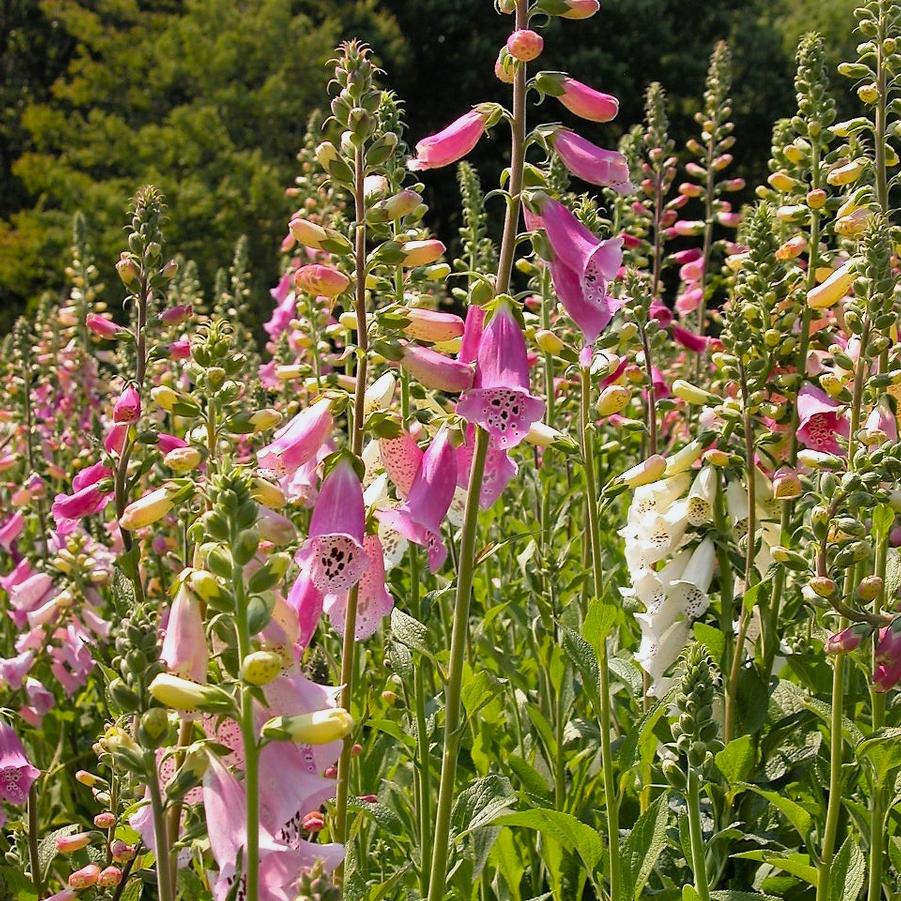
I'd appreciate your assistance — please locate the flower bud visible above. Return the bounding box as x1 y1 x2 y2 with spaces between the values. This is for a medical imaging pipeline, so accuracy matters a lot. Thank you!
116 256 139 287
295 264 350 298
809 576 837 598
772 466 802 500
57 832 94 853
506 29 543 62
401 239 446 267
618 454 667 488
535 329 564 355
261 707 354 744
672 379 719 406
241 650 284 686
120 486 176 531
93 812 116 829
164 446 202 473
856 575 884 602
148 674 232 713
98 866 123 888
808 262 853 310
151 385 180 412
251 477 286 510
597 384 631 417
69 865 101 889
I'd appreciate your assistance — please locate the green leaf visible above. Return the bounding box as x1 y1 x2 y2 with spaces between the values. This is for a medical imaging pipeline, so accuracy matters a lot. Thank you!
506 754 552 798
390 608 433 657
683 887 701 901
710 893 783 901
562 629 601 716
619 691 673 774
856 728 901 783
693 622 726 664
736 784 812 840
715 736 756 785
872 503 894 541
829 836 865 901
583 596 618 657
495 809 603 872
451 775 516 839
608 654 642 696
491 828 524 901
733 850 818 885
461 668 505 718
620 793 669 900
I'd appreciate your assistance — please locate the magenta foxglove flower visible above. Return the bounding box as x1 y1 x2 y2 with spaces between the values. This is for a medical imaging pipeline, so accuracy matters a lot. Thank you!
286 571 324 652
104 423 128 455
536 73 618 122
203 750 342 901
670 323 708 353
457 300 545 448
797 384 849 455
158 433 188 454
258 398 333 478
458 305 485 364
0 723 40 806
113 385 141 423
86 314 127 339
408 109 489 171
824 622 872 654
874 619 901 691
531 197 623 343
378 428 457 571
161 580 208 683
399 343 474 393
324 534 394 639
552 129 632 192
378 432 424 498
456 425 518 508
0 511 24 551
0 651 35 690
51 461 113 525
295 458 369 594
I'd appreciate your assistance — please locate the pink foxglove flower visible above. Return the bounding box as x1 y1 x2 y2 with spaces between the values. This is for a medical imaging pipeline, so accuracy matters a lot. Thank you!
86 314 127 339
51 461 114 525
295 458 369 593
0 651 35 690
408 109 489 171
324 534 394 639
295 264 350 298
402 308 465 343
0 511 24 550
456 425 517 508
874 619 901 691
399 343 474 393
457 300 545 448
797 384 849 455
552 129 632 192
458 305 485 364
161 580 208 683
113 385 141 423
258 398 333 479
530 197 622 343
378 432 424 498
0 723 40 806
378 428 457 571
286 571 324 652
536 73 619 122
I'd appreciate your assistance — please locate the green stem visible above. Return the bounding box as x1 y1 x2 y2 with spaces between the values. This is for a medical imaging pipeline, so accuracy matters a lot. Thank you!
27 782 41 898
335 139 370 867
234 559 260 901
426 427 489 901
145 750 175 901
580 365 621 900
687 770 711 901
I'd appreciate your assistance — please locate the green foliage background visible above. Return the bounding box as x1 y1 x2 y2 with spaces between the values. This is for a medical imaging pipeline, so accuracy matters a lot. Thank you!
0 0 858 331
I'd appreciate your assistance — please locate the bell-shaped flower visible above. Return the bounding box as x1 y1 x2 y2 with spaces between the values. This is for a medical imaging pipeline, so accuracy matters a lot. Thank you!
455 425 518 508
286 572 324 653
666 537 717 620
399 343 474 393
295 458 369 594
402 309 465 343
258 398 333 479
635 619 690 697
0 651 35 690
0 512 24 551
530 197 623 343
161 578 208 683
378 432 423 499
621 499 689 570
0 723 40 806
535 73 619 122
378 428 457 571
552 129 632 192
458 305 485 364
456 299 545 448
408 108 490 171
113 385 141 423
797 384 849 455
324 534 394 640
51 461 114 525
628 473 690 521
686 467 716 526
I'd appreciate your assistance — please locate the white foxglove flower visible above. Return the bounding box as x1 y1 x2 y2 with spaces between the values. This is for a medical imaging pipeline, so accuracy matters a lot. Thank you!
629 473 691 520
686 466 716 526
363 472 389 508
636 619 690 697
726 480 748 537
663 439 705 475
361 440 383 487
668 537 716 619
622 499 690 568
378 510 408 570
363 371 396 416
446 486 467 528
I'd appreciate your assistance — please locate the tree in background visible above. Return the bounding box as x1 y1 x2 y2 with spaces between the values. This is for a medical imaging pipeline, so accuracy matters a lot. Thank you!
0 0 406 329
0 0 846 332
